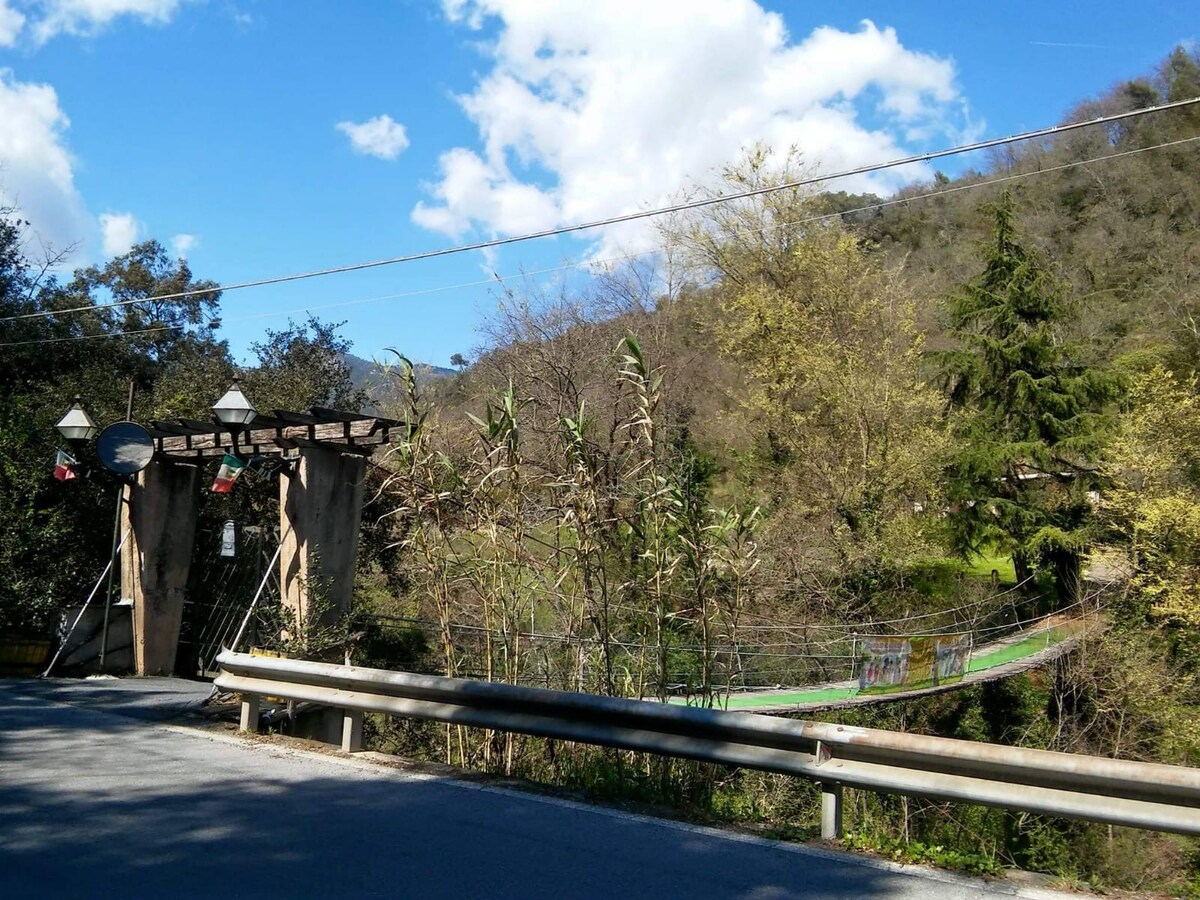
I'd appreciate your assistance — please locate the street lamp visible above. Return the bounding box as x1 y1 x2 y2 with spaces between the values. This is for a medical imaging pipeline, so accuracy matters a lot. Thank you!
55 396 100 446
51 393 121 675
212 378 257 429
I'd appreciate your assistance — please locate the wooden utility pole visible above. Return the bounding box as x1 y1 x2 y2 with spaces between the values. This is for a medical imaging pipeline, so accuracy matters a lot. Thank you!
99 379 136 670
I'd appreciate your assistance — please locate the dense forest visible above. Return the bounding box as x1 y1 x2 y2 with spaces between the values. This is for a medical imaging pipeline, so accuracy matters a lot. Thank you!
3 47 1200 892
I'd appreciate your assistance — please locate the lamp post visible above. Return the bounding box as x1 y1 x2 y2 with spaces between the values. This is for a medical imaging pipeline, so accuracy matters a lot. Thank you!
53 393 123 673
52 385 145 672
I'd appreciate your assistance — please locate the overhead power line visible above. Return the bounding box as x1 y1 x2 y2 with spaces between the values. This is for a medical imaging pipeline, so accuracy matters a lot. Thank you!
2 95 1198 327
3 131 1197 349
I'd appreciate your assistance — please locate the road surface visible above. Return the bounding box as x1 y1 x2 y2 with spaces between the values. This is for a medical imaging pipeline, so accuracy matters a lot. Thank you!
0 678 1070 899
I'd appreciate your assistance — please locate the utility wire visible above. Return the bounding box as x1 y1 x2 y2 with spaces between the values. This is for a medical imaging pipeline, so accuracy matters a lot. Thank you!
4 131 1198 349
3 95 1197 327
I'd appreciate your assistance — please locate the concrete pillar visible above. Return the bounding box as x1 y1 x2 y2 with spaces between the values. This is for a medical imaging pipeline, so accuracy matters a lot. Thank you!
342 709 364 753
279 447 367 634
820 783 844 840
121 460 201 676
240 694 261 733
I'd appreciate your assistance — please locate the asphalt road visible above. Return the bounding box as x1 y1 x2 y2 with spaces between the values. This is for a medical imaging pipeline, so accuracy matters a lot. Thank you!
0 678 1069 900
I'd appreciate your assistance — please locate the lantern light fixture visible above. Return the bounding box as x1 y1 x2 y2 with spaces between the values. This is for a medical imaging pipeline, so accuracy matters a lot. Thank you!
55 395 100 444
212 378 257 429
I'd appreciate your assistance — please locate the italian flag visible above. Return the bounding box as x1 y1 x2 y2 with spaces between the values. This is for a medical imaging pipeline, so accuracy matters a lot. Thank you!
53 450 77 482
211 454 246 493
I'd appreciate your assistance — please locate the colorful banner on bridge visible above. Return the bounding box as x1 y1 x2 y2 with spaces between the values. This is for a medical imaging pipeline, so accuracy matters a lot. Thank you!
858 633 972 694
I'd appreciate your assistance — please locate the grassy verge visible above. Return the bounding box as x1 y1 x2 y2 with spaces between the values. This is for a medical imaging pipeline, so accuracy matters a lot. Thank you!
965 551 1017 584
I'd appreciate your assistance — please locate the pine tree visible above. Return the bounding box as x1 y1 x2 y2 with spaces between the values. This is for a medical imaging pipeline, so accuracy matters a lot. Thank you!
941 193 1114 602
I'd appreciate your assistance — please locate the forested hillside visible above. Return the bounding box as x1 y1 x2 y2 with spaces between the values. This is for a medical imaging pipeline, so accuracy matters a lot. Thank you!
3 46 1200 892
361 48 1200 890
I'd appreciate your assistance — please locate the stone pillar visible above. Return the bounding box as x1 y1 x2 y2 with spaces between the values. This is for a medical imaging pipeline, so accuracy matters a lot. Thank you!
121 460 201 676
279 447 367 634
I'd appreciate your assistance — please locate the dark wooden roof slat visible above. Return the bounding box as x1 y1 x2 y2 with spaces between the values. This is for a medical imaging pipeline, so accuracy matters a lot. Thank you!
309 407 372 423
148 421 199 437
151 419 217 436
368 417 406 434
246 414 291 430
272 409 324 425
178 417 223 434
290 437 373 456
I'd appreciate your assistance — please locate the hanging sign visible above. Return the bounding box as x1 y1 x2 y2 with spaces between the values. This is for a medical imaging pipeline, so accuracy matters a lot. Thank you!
220 520 237 558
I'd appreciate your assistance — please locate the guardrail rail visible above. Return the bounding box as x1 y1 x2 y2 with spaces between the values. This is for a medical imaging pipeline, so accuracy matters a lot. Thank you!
215 649 1200 839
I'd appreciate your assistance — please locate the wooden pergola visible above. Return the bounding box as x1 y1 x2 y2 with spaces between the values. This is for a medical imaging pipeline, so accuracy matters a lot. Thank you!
121 407 405 676
148 408 407 458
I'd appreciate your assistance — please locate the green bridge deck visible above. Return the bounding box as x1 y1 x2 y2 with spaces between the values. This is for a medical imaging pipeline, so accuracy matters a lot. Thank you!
670 622 1078 712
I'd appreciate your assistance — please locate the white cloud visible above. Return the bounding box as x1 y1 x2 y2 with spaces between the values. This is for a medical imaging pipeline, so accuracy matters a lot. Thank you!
0 2 25 45
0 4 195 263
0 68 91 255
100 211 139 256
419 2 977 255
171 232 197 258
336 114 411 161
27 0 183 43
0 0 187 46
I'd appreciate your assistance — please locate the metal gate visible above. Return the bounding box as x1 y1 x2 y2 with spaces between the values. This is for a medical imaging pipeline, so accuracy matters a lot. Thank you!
179 522 279 677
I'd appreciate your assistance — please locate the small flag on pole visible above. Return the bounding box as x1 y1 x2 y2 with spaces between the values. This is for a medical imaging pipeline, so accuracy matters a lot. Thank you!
53 450 78 481
211 454 246 493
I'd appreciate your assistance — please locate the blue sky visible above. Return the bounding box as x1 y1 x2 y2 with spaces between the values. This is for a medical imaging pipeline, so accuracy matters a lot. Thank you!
0 1 1193 368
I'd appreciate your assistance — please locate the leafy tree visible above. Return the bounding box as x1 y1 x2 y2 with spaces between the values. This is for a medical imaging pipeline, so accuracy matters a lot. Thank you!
720 224 948 568
663 149 949 609
245 316 367 413
1106 364 1200 632
0 220 241 634
940 193 1114 601
66 240 221 362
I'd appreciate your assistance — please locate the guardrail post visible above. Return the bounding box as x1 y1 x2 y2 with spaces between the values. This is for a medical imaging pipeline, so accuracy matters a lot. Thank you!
239 693 260 733
342 708 364 753
820 782 843 840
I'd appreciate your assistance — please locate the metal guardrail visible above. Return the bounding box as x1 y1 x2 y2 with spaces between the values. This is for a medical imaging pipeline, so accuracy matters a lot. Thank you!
215 649 1200 839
